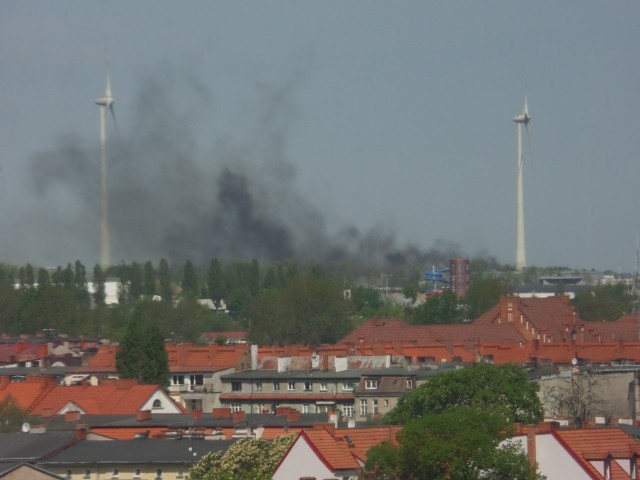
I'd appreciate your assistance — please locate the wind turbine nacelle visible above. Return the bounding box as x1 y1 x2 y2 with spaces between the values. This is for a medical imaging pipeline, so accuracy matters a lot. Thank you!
95 96 114 107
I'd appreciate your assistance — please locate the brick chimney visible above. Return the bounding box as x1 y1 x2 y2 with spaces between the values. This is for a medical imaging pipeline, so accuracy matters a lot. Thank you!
527 427 536 468
75 425 88 441
64 410 82 423
136 410 152 422
232 411 246 423
212 408 232 419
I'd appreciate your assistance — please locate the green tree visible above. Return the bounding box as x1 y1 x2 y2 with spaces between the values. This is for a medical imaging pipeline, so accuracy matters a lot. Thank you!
188 434 296 480
159 258 172 302
573 283 634 321
247 270 349 345
207 258 225 302
37 268 49 288
182 260 199 298
143 261 156 297
410 289 464 325
92 264 106 306
385 363 542 425
350 286 383 319
116 318 169 386
0 395 35 433
364 408 541 480
464 275 513 319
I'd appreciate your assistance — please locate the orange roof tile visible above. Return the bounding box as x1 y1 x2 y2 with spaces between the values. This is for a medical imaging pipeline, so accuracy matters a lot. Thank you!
29 382 162 416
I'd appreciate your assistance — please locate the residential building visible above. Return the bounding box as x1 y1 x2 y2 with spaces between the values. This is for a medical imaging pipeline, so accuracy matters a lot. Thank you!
272 425 401 480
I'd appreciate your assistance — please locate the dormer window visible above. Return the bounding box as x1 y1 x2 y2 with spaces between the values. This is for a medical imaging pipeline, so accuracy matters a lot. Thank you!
152 399 162 409
365 379 378 390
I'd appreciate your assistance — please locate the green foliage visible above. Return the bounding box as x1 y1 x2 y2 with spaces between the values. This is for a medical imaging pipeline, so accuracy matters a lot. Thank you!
409 289 465 325
182 260 199 298
365 363 545 480
116 318 169 386
364 408 543 480
464 275 513 319
247 270 349 345
350 286 384 319
187 433 296 480
385 363 542 425
0 395 35 433
573 283 634 321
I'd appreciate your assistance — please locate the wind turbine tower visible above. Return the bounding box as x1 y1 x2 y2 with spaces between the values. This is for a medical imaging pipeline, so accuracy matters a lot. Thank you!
513 98 530 271
95 58 117 268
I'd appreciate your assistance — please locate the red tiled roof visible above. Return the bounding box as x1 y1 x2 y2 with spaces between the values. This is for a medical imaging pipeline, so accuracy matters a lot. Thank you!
0 376 57 411
300 428 360 471
88 343 248 373
29 382 162 416
553 427 640 479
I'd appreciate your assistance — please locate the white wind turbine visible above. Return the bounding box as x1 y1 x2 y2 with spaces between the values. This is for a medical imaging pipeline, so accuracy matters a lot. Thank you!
513 97 530 271
95 57 117 268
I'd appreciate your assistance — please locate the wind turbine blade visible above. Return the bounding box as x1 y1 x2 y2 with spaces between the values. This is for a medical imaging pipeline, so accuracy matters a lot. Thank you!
109 104 119 134
525 123 533 169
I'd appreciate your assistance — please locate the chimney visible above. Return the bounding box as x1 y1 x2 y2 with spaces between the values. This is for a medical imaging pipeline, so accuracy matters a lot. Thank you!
75 425 88 441
192 409 202 420
64 410 82 423
212 408 232 419
136 410 152 422
251 344 258 370
527 426 537 468
232 411 246 423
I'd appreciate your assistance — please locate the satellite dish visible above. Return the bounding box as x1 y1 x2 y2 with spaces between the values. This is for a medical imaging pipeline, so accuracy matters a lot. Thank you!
571 357 578 366
21 422 30 433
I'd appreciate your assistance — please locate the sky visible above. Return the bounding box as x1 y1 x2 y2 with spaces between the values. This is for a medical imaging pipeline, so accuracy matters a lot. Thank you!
1 2 639 274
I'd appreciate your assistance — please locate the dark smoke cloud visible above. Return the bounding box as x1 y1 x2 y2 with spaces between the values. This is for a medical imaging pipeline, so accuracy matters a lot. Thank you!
25 64 472 280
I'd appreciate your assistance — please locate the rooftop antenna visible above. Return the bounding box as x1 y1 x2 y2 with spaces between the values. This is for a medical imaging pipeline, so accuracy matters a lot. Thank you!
513 97 531 271
95 50 118 268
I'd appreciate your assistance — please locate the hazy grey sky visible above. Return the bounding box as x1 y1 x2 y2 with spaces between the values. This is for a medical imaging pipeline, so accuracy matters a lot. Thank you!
1 2 639 272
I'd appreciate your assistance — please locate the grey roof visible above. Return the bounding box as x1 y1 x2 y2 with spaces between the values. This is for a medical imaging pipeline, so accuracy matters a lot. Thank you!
42 412 329 431
0 462 68 479
0 432 77 463
221 365 456 381
40 438 237 465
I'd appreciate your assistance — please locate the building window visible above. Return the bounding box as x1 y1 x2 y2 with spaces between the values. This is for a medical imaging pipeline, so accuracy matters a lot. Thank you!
156 468 163 480
365 379 378 390
384 399 389 407
84 470 91 479
302 404 310 414
134 469 141 479
232 403 242 413
288 381 295 391
319 382 327 392
172 374 185 385
406 379 415 390
231 381 242 391
273 381 280 391
360 399 368 416
631 458 637 480
66 470 72 479
189 374 204 390
342 404 354 418
304 381 312 391
152 399 162 409
112 468 119 478
373 399 379 414
343 381 355 391
255 381 262 391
